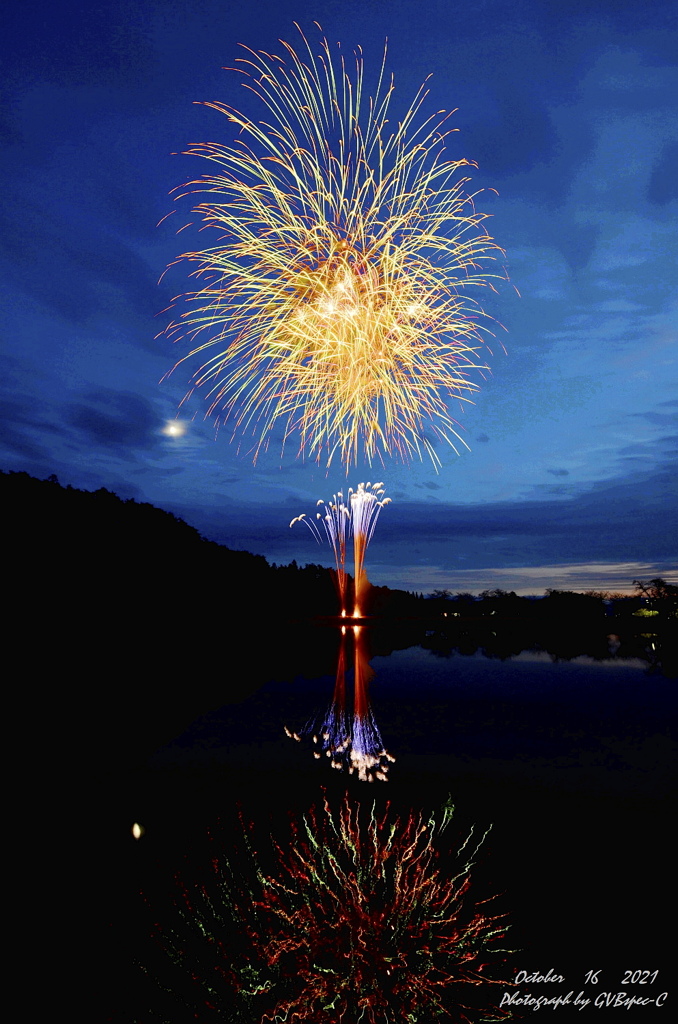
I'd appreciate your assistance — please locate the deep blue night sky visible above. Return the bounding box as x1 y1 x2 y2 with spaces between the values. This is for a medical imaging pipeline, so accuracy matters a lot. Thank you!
2 0 676 594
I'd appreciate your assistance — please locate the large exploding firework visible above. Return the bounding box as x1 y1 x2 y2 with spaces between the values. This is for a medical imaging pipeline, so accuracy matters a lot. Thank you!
163 27 505 469
142 794 513 1022
291 480 390 616
285 624 395 781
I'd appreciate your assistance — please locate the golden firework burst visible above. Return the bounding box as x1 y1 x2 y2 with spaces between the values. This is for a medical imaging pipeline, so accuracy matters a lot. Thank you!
162 26 505 469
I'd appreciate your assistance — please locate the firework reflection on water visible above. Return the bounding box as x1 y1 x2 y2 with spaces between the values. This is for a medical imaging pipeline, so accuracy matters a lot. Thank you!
285 624 395 782
141 791 513 1023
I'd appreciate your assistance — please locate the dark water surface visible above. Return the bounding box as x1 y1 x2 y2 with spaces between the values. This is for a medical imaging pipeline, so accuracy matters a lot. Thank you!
118 630 675 1021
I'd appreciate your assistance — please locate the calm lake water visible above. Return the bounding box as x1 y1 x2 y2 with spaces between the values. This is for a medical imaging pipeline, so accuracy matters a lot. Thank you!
149 635 672 793
123 631 675 1021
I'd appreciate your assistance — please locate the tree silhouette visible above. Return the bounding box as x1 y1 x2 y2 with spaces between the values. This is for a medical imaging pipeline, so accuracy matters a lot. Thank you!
632 578 678 619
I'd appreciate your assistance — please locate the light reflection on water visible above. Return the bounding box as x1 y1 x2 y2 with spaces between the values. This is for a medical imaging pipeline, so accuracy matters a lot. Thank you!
135 629 676 1013
151 632 674 801
371 644 651 670
490 650 649 668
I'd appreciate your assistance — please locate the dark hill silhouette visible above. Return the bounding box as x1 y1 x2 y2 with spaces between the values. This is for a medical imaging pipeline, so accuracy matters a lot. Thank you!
2 469 355 769
4 470 675 650
2 470 430 632
2 468 340 621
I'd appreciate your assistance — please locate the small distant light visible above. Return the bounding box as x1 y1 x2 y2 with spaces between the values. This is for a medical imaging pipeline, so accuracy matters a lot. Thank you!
162 420 187 438
132 822 145 840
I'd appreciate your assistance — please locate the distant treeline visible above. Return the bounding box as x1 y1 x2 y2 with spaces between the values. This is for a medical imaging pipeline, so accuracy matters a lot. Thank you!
3 469 676 628
421 581 678 623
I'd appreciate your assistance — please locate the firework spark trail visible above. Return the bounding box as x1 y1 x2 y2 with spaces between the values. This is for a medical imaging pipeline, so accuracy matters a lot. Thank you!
291 481 390 618
162 26 506 469
142 794 514 1022
350 481 391 617
290 489 351 615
